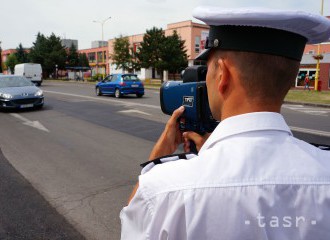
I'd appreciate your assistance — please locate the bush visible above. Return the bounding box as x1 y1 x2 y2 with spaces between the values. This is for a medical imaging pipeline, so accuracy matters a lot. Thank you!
92 73 104 81
87 78 97 82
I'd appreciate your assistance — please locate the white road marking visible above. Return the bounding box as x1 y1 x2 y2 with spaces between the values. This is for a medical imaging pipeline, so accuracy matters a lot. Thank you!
59 99 93 103
302 110 329 116
289 126 330 137
44 91 330 137
284 104 305 108
10 113 50 132
118 109 151 116
283 104 330 116
44 90 160 109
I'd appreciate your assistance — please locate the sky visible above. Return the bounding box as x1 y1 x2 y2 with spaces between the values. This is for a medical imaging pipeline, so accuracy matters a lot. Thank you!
1 0 329 50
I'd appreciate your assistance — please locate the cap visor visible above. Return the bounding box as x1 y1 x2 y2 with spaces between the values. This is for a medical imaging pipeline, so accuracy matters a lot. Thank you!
195 49 211 61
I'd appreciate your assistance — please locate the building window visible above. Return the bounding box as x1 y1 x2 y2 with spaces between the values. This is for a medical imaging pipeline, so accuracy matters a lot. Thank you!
308 50 315 54
201 30 209 51
296 69 316 87
195 36 200 53
97 52 105 63
88 53 96 63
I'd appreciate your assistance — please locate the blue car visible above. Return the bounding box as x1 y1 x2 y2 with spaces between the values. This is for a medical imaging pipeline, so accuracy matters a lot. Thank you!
0 75 44 109
95 74 144 98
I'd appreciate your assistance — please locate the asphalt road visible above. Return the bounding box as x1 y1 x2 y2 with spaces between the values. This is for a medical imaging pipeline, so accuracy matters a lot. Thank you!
0 81 329 240
0 149 85 240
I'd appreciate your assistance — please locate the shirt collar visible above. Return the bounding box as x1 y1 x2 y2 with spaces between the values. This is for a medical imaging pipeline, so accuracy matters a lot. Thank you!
199 112 292 153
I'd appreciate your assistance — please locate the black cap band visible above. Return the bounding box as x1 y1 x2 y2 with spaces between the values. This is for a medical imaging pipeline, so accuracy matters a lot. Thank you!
203 25 307 61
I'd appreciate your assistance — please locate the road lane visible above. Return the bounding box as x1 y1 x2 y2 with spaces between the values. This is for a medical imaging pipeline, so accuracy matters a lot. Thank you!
0 149 85 240
41 81 160 107
43 82 330 141
0 94 163 239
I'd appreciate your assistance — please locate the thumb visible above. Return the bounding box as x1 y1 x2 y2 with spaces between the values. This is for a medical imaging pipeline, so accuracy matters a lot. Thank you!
172 106 185 119
168 106 185 127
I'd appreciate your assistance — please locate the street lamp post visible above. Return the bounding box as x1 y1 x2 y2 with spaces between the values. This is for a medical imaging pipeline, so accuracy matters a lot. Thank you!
93 16 111 42
55 64 58 79
93 16 111 78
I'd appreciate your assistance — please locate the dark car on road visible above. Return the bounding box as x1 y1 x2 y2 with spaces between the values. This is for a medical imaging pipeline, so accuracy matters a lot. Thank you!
0 75 44 109
95 74 144 98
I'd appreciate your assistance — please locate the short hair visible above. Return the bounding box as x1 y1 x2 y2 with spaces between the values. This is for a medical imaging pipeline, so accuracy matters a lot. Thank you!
213 50 300 102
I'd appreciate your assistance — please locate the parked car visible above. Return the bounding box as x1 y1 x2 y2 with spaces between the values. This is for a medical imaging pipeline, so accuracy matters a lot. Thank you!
0 75 44 109
14 63 43 86
95 74 144 98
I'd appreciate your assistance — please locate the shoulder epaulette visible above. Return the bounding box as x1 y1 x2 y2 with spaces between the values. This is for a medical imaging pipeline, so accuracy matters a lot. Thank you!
310 143 330 151
140 153 197 174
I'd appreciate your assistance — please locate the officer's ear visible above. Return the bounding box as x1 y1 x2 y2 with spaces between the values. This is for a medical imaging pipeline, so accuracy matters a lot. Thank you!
217 58 230 97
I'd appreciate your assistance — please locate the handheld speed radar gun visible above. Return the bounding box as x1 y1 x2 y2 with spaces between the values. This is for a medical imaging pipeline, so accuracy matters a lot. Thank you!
160 66 219 153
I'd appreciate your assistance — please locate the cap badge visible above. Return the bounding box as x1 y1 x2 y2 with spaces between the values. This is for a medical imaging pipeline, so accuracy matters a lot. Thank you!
214 39 219 47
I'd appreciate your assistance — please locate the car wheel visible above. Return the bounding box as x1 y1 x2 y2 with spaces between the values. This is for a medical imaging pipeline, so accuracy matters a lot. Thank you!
37 82 41 87
96 87 102 96
115 88 121 98
136 93 143 98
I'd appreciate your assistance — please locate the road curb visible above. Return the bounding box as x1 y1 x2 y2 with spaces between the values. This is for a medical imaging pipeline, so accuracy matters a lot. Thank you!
144 85 161 90
284 101 330 108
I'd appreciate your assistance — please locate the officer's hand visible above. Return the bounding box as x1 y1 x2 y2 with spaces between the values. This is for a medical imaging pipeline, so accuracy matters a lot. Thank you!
183 131 211 153
149 106 185 160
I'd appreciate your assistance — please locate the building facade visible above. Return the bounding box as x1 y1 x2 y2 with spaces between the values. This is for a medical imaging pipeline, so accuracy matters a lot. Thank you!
92 41 108 48
164 20 210 66
61 39 78 49
107 20 210 80
298 16 330 91
79 46 109 77
299 53 330 90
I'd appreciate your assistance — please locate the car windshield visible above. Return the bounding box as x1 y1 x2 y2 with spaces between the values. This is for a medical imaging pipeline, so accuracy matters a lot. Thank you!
0 76 35 88
122 75 140 82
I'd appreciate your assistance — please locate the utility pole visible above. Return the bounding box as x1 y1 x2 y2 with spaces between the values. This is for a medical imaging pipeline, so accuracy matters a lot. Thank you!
93 17 111 78
93 16 111 42
313 0 324 91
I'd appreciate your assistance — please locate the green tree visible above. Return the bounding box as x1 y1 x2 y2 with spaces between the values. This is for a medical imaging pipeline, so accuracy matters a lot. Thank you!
137 27 166 78
29 33 47 67
67 43 79 67
161 31 188 78
5 54 18 74
46 33 67 75
15 43 29 63
78 53 90 68
111 35 134 72
29 32 67 78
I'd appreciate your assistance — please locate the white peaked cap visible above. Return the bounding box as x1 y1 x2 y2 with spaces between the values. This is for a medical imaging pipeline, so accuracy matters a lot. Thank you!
193 7 330 61
193 6 330 44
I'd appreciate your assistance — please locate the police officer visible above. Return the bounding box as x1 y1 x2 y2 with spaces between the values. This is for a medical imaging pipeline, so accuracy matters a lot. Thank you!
121 6 330 240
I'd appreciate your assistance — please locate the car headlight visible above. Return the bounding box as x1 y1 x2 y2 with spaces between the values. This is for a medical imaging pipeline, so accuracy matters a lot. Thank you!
34 90 43 97
0 93 13 99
